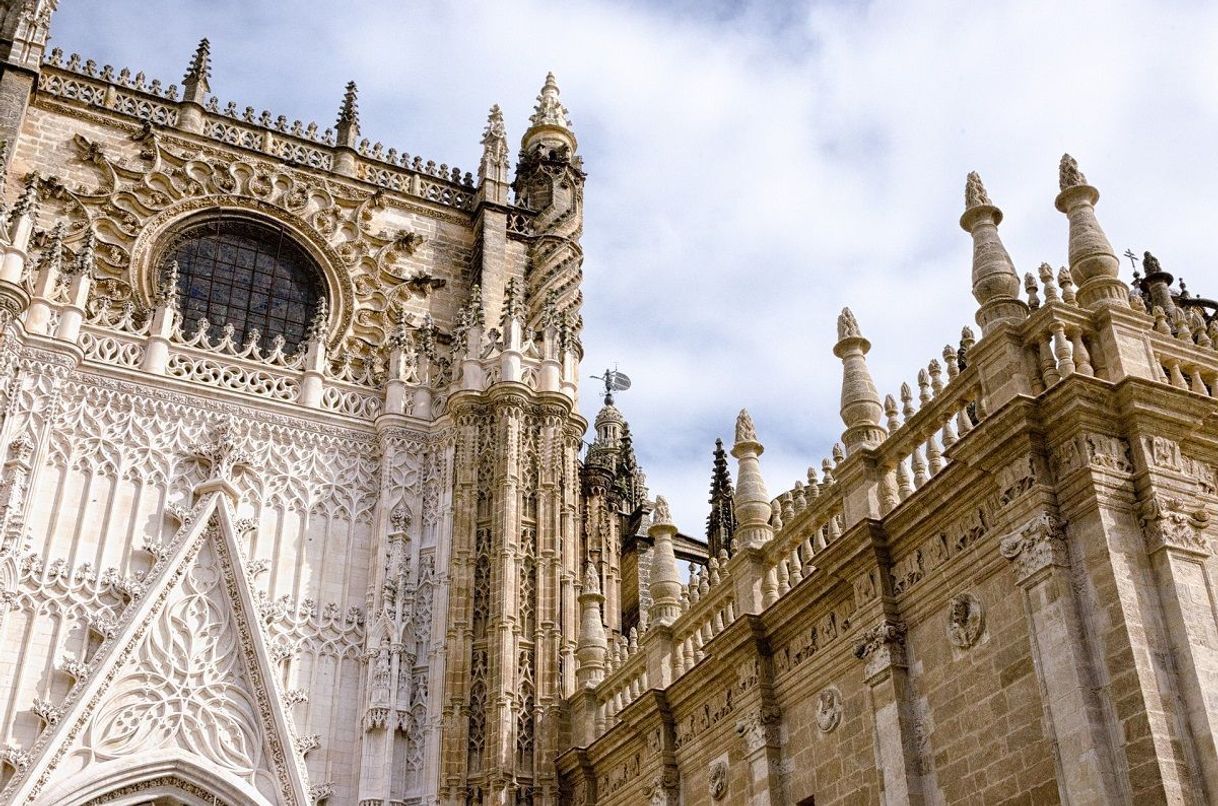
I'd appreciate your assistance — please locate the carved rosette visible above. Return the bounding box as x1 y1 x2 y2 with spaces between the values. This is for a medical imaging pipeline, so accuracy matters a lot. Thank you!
853 619 907 683
1141 495 1210 556
734 704 782 755
998 513 1068 583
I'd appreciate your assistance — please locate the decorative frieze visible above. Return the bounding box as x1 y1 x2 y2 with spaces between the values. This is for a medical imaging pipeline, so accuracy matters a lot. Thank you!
1053 432 1133 477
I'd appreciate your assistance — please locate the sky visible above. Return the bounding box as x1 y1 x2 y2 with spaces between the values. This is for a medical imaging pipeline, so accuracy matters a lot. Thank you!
50 0 1218 533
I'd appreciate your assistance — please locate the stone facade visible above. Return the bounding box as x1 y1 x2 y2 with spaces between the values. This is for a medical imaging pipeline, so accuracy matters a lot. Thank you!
0 3 1216 805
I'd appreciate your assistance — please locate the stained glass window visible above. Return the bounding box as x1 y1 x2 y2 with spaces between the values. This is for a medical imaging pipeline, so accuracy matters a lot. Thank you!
164 218 325 351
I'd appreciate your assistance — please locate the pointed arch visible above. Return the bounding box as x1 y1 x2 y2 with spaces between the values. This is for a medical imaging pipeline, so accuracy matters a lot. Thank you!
36 749 271 806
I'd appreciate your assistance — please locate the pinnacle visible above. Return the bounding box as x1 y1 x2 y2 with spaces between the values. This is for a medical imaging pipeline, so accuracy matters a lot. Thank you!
336 81 360 129
964 171 992 210
527 70 573 132
183 37 211 83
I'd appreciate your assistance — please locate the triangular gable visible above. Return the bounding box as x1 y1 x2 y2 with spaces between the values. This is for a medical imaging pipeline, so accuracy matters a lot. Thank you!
4 492 314 805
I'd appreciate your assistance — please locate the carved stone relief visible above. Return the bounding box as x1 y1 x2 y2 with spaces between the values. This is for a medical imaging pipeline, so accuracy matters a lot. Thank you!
708 757 728 801
998 513 1068 583
815 687 842 733
946 593 985 649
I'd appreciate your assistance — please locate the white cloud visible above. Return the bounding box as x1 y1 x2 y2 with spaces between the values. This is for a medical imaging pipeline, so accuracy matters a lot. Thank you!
50 0 1218 530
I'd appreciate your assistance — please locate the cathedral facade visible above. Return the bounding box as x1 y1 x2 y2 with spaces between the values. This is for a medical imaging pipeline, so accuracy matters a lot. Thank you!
0 2 1216 805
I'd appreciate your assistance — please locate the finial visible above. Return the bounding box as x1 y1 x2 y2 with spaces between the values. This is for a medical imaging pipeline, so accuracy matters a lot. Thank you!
964 171 992 209
653 495 673 527
501 277 524 330
43 222 65 272
529 72 572 130
462 284 485 329
1058 153 1087 191
836 307 862 340
306 297 328 343
335 81 360 147
181 37 212 100
481 104 507 154
12 174 39 219
735 409 758 444
522 71 576 154
70 230 95 277
479 104 510 191
583 560 600 595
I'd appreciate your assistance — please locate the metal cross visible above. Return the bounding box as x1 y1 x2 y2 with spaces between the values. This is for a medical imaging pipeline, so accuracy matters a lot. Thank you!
1123 249 1140 273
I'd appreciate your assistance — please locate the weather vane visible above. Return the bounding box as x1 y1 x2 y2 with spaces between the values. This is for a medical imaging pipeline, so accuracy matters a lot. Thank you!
592 365 631 405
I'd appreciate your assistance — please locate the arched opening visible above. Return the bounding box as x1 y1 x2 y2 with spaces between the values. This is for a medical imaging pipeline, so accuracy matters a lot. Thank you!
35 751 273 806
161 216 326 352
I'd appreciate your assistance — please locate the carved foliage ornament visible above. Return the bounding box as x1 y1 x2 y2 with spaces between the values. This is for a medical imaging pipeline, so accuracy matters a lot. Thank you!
40 130 439 366
946 593 985 649
854 619 907 682
999 513 1067 582
1141 495 1210 555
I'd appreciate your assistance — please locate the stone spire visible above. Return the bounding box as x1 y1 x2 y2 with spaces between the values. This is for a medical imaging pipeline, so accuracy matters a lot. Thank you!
706 438 737 558
834 308 886 454
522 71 576 156
960 171 1027 334
575 560 608 686
1055 154 1127 308
648 495 683 627
478 104 510 194
181 37 211 103
335 81 360 148
731 409 773 551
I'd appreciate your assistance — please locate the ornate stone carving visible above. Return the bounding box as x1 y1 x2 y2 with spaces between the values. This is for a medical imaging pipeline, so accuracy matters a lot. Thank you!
854 619 907 681
815 687 842 733
1054 433 1134 477
999 513 1068 582
997 454 1038 507
708 758 728 800
734 704 782 754
946 593 985 649
1141 495 1210 555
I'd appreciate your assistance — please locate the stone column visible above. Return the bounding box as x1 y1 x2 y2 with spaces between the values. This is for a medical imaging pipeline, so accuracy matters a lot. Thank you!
1135 471 1218 798
853 618 924 805
997 512 1125 804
